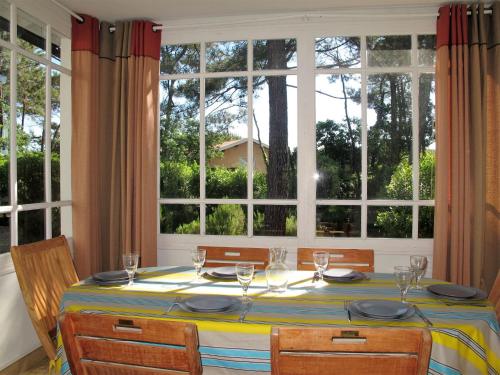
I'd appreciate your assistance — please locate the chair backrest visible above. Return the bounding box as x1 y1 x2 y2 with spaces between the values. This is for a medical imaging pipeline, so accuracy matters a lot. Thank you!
60 312 202 375
297 248 374 272
198 245 270 270
271 326 432 375
489 270 500 321
11 236 78 360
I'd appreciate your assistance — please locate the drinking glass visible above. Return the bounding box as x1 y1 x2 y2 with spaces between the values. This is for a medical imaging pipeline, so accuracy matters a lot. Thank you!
236 263 254 301
394 266 413 303
122 253 139 286
313 251 329 280
191 249 206 281
410 255 428 290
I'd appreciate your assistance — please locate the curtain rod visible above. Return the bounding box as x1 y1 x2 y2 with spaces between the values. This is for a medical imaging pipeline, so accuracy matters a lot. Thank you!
51 0 492 33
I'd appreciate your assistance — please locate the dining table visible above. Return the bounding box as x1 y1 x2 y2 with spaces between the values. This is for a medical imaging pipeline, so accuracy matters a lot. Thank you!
56 266 500 375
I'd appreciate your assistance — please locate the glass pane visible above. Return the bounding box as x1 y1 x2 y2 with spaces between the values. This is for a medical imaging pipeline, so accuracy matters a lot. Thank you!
315 37 361 69
418 206 434 238
254 205 296 236
0 47 9 206
160 44 200 74
52 207 60 237
419 73 435 200
316 74 361 199
253 75 297 199
316 206 361 237
51 31 62 65
206 204 247 235
206 41 247 72
51 70 60 201
418 35 436 66
205 77 247 198
18 209 45 244
253 39 297 70
367 35 411 67
160 204 200 234
0 213 9 253
367 206 412 238
0 0 9 42
160 79 200 198
17 55 45 204
17 8 46 56
367 73 412 199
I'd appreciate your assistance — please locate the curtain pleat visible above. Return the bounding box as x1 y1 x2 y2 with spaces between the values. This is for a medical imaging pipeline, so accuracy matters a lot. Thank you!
72 17 160 277
434 3 499 290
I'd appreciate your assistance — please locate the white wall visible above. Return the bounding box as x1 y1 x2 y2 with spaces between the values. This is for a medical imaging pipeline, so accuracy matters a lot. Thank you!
0 0 71 370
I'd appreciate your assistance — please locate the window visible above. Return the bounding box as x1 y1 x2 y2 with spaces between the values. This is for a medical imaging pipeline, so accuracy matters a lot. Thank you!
315 35 435 239
0 0 71 256
160 39 298 237
158 16 435 261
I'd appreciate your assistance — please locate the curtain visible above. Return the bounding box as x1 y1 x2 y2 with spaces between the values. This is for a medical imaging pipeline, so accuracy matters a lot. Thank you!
434 3 499 290
71 16 161 278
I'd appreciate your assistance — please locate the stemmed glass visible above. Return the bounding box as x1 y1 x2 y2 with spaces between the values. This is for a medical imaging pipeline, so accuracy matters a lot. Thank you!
191 249 206 282
236 263 254 301
122 253 139 286
410 255 428 290
313 251 329 281
394 266 413 303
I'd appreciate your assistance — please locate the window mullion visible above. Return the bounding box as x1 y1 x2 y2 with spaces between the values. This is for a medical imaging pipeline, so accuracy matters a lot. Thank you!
247 38 253 237
199 42 206 235
45 24 52 239
411 34 419 240
360 34 368 240
9 2 18 246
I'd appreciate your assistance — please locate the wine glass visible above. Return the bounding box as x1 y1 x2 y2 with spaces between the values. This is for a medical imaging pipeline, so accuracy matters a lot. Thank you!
191 249 206 281
313 251 329 281
122 253 139 286
394 266 413 303
236 263 254 301
410 255 428 290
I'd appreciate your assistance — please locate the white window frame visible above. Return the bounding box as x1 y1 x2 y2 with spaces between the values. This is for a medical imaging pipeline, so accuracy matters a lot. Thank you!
158 11 435 273
0 0 72 275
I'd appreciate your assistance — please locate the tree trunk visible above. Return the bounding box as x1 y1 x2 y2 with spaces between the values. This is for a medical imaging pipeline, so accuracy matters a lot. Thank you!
264 40 289 236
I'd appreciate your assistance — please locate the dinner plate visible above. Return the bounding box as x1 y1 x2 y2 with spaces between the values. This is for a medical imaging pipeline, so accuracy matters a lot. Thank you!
351 300 410 318
211 267 237 277
323 269 366 282
427 285 487 301
93 270 130 282
349 300 415 320
180 295 241 313
427 284 477 299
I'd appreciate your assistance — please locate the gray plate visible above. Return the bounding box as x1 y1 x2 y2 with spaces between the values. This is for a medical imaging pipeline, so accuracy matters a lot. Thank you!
180 295 241 313
210 267 237 277
427 284 477 298
351 300 410 318
93 270 129 282
349 301 415 320
323 271 366 283
204 270 238 280
427 285 487 301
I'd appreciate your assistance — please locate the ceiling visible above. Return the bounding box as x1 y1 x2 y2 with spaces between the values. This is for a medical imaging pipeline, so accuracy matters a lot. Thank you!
56 0 451 23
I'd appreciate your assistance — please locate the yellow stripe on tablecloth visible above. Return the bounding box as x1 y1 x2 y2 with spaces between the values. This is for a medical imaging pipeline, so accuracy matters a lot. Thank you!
431 328 500 374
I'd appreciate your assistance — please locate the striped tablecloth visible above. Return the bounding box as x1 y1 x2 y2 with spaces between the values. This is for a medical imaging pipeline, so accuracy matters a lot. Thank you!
56 266 500 375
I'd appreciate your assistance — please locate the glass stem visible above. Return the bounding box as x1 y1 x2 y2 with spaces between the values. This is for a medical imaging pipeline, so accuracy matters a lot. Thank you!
128 274 133 286
401 290 405 303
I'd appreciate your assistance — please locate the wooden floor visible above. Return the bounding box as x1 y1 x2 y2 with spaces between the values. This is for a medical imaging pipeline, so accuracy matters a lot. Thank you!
0 348 49 375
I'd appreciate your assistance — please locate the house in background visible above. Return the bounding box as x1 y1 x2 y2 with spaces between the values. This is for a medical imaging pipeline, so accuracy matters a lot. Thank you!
209 138 269 173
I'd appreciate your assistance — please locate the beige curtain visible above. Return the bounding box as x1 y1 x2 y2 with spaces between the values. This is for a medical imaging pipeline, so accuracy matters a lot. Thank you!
72 17 160 277
433 3 499 290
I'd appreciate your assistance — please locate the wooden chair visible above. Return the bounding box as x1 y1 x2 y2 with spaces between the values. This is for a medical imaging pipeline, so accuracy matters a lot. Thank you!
271 326 432 375
11 236 79 362
489 270 500 322
297 248 374 272
198 245 270 270
60 312 202 375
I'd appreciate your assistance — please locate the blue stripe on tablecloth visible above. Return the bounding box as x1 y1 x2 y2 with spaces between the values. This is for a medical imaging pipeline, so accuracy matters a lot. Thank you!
429 359 461 375
200 346 270 359
203 358 271 371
